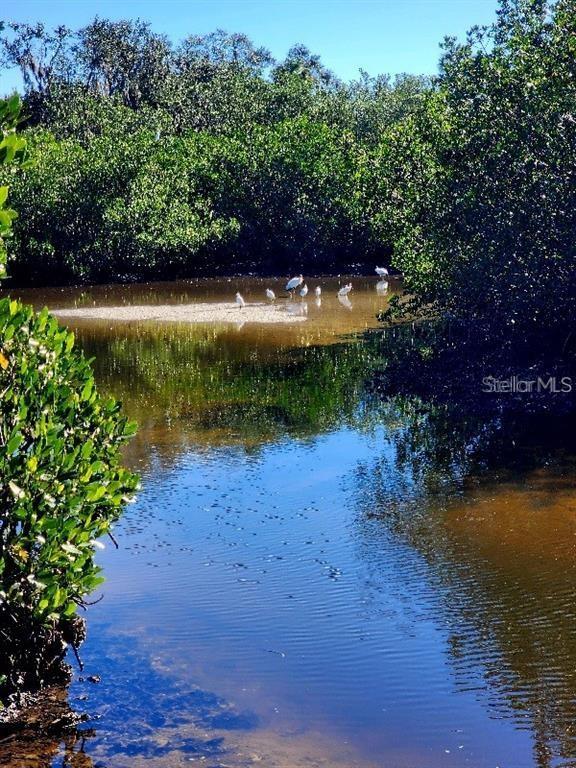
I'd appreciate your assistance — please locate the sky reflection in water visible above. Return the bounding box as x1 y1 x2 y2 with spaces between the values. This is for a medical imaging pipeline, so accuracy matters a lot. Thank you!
7 278 575 768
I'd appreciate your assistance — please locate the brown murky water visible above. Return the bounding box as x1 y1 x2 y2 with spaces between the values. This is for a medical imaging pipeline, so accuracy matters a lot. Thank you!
5 277 576 768
13 275 395 347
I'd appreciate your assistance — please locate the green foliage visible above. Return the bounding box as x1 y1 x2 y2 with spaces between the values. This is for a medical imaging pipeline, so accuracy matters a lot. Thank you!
0 16 430 285
0 300 139 622
0 94 27 279
4 3 576 347
3 118 373 283
4 128 240 283
370 0 576 339
0 96 138 701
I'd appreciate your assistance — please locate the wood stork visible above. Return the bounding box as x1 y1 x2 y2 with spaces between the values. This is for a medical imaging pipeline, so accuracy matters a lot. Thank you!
314 286 321 297
375 266 389 278
338 283 352 296
285 274 304 296
300 284 308 298
235 292 245 309
265 288 276 301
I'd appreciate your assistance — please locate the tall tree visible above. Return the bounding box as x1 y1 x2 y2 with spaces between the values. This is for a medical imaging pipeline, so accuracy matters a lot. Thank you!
0 21 73 95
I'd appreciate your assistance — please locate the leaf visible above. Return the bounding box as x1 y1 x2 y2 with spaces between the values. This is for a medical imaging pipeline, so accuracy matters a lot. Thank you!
6 432 23 455
62 542 82 556
81 378 93 401
8 481 25 499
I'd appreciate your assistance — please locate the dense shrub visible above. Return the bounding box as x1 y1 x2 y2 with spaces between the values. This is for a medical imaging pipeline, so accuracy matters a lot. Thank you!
0 96 138 705
0 19 427 284
4 128 240 283
3 117 375 283
0 300 138 698
369 0 576 341
0 95 26 279
0 301 138 618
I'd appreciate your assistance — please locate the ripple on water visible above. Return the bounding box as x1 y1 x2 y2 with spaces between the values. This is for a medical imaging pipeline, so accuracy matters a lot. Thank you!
8 278 574 767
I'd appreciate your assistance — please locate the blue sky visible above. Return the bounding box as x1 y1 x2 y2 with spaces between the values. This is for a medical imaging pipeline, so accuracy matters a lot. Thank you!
1 0 500 93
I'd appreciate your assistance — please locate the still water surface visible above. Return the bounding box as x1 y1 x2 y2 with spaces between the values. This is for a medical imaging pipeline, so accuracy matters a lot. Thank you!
9 278 576 768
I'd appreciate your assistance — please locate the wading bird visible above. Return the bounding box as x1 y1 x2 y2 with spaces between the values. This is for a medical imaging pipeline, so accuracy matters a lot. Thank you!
314 286 321 297
236 292 245 309
338 283 352 296
300 284 308 298
285 274 304 296
375 266 389 278
265 288 276 301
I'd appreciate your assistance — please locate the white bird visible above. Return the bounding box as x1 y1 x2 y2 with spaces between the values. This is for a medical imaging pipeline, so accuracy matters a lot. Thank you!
300 284 308 298
314 286 321 297
375 266 389 278
285 274 304 294
338 283 352 296
265 288 276 301
235 292 245 309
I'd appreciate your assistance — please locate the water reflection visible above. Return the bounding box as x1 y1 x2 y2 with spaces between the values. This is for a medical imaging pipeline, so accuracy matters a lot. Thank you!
376 280 388 295
2 278 575 767
75 322 383 465
0 687 95 768
351 396 576 768
354 463 576 767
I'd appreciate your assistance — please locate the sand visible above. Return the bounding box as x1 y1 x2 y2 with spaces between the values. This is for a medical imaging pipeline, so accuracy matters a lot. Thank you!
52 301 308 325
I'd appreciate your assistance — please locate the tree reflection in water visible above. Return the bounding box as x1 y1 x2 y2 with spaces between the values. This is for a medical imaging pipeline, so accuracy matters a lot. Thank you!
354 326 576 768
6 316 576 767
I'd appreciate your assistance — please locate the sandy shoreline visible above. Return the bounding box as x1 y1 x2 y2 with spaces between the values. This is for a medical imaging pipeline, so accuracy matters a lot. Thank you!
52 301 308 325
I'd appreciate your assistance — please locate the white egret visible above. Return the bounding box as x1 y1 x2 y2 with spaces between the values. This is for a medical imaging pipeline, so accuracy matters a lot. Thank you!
300 284 308 298
285 274 304 295
375 266 389 278
314 286 321 297
235 292 245 309
337 283 352 296
265 288 276 301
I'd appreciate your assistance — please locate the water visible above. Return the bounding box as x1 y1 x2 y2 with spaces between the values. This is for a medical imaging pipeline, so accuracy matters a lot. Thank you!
5 277 576 768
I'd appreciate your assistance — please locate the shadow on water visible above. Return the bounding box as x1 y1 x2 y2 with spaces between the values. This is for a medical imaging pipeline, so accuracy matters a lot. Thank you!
5 279 576 767
351 325 576 767
353 454 576 767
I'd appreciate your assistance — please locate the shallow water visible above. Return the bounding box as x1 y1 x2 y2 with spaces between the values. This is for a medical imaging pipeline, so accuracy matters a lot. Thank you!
6 277 576 768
